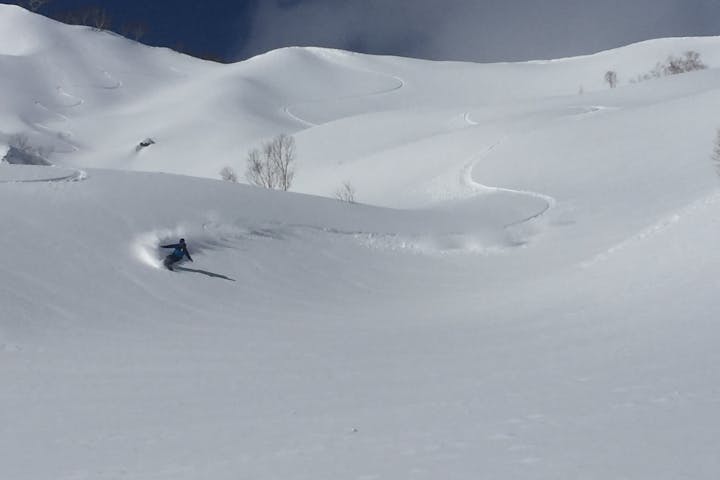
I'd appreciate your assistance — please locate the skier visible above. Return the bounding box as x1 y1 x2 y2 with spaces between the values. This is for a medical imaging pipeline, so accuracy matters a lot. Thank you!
161 238 193 270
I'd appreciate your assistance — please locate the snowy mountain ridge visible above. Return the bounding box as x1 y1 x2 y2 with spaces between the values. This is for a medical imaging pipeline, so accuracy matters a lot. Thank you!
3 1 720 201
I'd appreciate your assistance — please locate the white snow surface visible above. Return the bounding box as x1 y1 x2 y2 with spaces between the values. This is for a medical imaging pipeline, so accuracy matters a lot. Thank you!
2 4 720 479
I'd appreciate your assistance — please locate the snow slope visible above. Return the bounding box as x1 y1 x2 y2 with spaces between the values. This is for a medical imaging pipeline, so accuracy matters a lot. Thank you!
2 5 720 479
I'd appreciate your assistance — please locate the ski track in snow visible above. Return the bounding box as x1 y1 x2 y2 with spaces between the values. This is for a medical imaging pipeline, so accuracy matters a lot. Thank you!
0 165 87 183
99 68 123 89
282 105 316 128
30 123 79 153
571 105 621 118
459 104 618 231
271 105 604 254
28 86 86 153
34 100 70 123
461 137 557 231
56 86 85 107
33 100 75 143
133 213 515 270
134 222 295 271
580 191 720 268
283 63 405 128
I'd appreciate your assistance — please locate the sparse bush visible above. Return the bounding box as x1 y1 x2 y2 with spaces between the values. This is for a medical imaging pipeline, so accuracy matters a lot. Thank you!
245 134 296 191
635 51 707 82
604 71 618 89
666 51 706 75
335 181 357 203
219 166 238 183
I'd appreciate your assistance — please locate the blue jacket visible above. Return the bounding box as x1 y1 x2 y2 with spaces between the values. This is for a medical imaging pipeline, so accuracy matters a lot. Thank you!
161 243 193 261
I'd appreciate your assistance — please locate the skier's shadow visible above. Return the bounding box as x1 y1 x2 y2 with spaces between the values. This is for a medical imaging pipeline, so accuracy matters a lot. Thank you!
175 267 236 282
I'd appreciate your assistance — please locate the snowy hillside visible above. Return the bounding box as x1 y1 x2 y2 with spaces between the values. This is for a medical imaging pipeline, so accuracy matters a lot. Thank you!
2 4 720 479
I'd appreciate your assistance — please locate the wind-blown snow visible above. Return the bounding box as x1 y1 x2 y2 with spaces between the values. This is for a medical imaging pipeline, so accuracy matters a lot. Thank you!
2 4 720 479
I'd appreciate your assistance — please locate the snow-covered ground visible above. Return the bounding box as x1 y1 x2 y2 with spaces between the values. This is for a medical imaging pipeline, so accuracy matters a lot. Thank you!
2 4 720 479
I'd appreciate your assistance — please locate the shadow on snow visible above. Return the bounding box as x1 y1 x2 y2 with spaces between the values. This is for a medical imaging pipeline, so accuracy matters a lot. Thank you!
174 266 236 282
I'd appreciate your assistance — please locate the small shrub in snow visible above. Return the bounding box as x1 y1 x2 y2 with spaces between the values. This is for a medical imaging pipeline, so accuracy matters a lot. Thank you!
635 51 707 82
335 181 357 203
219 166 238 183
665 51 706 75
604 71 618 89
245 134 296 191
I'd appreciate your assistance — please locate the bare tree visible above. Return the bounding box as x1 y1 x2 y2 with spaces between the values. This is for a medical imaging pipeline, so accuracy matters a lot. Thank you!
334 181 357 203
80 6 112 30
23 0 51 12
605 70 618 89
245 148 274 188
245 134 296 191
54 6 101 28
219 166 238 183
267 134 296 191
121 21 148 41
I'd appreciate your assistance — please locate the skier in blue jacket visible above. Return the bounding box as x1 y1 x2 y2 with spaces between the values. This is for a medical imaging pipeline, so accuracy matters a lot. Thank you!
161 238 193 270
